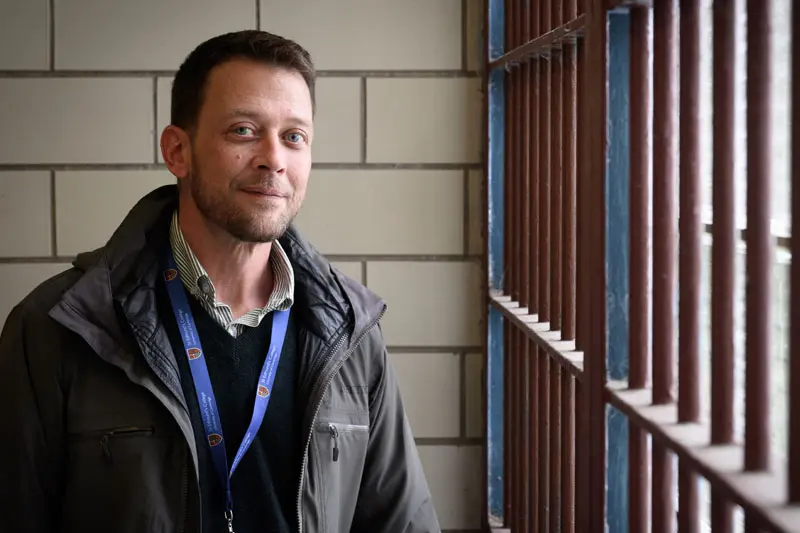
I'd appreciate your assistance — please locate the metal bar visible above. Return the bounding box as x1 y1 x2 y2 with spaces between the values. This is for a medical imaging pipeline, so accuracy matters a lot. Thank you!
489 15 586 71
521 338 531 533
489 294 584 375
561 371 575 533
551 0 564 334
528 6 542 530
702 224 791 250
790 0 800 504
561 0 577 342
550 362 562 533
607 382 800 533
550 3 564 529
529 1 541 320
575 378 587 533
518 6 532 531
573 28 588 532
539 4 553 529
583 1 607 530
515 3 528 528
677 0 702 531
744 0 772 476
539 1 552 325
651 1 677 530
529 338 541 531
628 7 650 533
539 349 551 532
710 0 736 530
574 18 587 353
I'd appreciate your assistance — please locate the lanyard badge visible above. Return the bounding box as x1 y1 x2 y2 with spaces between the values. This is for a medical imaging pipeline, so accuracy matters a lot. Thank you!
163 252 290 532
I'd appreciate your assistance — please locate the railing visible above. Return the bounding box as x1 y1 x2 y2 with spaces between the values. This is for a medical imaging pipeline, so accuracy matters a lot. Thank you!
482 0 798 531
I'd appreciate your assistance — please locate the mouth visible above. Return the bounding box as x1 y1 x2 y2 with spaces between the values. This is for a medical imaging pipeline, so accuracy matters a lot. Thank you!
240 187 286 199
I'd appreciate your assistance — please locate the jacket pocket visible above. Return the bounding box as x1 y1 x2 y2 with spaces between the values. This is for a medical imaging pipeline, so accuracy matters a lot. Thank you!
69 425 155 462
311 421 370 532
63 423 184 533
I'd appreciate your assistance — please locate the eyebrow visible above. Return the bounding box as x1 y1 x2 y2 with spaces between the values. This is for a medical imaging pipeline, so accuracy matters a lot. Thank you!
227 108 312 129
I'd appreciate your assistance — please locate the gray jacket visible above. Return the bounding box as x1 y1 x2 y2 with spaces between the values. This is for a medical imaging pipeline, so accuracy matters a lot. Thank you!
0 185 440 533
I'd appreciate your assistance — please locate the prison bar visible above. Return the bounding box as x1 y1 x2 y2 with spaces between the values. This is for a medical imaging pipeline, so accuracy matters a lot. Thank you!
709 0 736 530
627 5 650 533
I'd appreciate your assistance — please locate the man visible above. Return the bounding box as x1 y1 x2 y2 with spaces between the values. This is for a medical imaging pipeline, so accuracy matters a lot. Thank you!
0 30 440 533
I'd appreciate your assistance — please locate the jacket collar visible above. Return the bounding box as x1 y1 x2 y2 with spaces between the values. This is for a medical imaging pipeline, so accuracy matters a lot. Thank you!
51 184 385 361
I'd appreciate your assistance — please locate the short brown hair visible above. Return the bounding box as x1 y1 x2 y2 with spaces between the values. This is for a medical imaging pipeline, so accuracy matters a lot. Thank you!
170 30 316 132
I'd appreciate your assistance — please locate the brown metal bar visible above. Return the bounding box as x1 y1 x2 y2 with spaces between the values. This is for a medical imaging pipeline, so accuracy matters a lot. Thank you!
551 0 564 334
652 0 677 531
607 383 800 533
561 0 577 342
651 0 677 409
527 8 542 533
539 4 553 529
710 0 736 530
539 351 551 532
583 1 607 530
489 15 586 71
522 338 532 533
550 362 562 533
575 379 587 533
677 0 702 531
574 22 587 354
528 338 541 532
561 371 575 533
744 0 772 477
539 0 552 326
790 0 800 504
550 4 564 527
515 2 526 527
520 5 532 530
490 295 584 374
573 31 588 531
529 5 541 320
702 223 791 250
678 0 701 431
628 7 650 533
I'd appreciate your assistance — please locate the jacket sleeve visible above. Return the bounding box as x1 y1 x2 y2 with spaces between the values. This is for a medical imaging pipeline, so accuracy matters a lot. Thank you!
351 332 441 533
0 305 65 533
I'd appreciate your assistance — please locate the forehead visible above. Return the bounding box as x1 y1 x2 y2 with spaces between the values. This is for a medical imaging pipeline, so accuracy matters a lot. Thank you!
200 58 313 122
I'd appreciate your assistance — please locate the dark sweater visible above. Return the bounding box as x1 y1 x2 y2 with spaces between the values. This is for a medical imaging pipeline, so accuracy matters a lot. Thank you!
157 279 301 533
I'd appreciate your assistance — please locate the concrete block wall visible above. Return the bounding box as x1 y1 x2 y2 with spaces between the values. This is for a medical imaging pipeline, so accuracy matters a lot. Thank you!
0 1 486 530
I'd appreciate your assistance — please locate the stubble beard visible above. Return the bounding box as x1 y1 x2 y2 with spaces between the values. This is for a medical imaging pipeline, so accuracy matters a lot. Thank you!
189 167 295 243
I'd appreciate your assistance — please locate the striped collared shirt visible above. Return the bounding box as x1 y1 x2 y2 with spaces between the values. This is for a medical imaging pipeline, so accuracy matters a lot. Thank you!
168 210 294 337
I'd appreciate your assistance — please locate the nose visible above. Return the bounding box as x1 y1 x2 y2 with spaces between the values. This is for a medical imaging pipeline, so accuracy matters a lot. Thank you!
251 134 287 175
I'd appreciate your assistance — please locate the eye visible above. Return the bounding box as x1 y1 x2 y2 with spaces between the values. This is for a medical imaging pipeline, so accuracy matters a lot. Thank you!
231 125 257 137
285 131 307 145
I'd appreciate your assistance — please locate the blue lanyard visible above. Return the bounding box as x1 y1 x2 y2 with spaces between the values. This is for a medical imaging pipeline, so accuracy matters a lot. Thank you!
162 251 290 533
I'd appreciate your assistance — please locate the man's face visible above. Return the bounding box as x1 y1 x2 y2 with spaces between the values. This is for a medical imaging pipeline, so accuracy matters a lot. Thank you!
181 58 313 242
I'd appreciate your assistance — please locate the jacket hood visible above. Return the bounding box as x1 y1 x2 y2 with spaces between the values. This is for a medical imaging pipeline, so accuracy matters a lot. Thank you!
60 185 385 348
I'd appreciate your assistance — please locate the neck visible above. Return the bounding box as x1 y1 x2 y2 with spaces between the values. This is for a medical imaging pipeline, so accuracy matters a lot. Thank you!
177 200 274 319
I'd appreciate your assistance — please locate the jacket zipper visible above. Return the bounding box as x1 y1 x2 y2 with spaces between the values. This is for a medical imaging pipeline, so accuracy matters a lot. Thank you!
295 307 386 533
329 424 339 462
318 423 369 462
95 426 154 461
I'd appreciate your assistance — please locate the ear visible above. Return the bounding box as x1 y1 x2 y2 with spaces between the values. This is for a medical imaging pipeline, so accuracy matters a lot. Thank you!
161 125 192 181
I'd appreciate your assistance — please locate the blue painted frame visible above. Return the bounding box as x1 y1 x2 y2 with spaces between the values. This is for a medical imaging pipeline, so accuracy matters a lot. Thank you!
486 0 505 522
605 11 632 533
